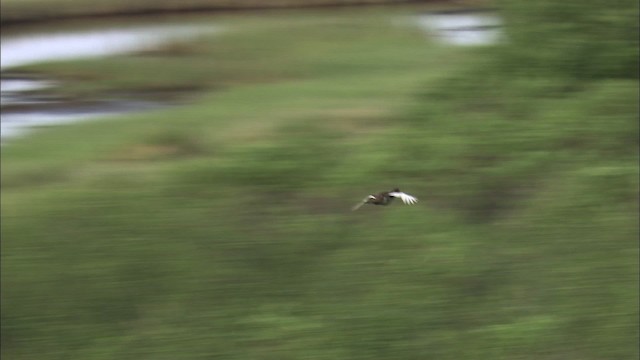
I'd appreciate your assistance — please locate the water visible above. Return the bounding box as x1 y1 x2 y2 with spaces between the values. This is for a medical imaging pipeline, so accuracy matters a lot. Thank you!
416 10 502 46
1 101 162 140
1 24 219 71
1 78 55 107
1 23 218 142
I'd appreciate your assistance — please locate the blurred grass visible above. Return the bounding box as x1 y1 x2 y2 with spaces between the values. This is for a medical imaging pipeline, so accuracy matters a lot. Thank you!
2 4 639 360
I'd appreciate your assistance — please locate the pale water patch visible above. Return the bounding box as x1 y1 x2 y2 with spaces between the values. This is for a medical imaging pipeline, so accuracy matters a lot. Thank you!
1 25 219 70
416 10 502 46
1 78 55 106
1 101 162 143
2 112 109 140
0 78 55 93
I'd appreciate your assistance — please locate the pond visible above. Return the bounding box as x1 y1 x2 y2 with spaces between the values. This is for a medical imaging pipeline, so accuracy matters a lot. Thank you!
1 24 219 70
1 22 219 142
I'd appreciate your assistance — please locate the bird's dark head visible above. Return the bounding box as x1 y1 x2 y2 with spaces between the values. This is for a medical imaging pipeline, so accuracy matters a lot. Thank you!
392 188 400 192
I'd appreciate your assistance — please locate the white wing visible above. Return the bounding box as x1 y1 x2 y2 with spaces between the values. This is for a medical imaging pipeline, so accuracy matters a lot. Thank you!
388 192 418 205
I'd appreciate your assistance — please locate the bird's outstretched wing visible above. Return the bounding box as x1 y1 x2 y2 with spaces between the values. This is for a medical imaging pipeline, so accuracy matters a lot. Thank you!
351 197 369 211
388 191 418 205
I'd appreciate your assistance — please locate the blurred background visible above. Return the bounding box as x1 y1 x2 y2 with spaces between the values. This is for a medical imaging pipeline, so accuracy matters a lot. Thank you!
1 0 638 359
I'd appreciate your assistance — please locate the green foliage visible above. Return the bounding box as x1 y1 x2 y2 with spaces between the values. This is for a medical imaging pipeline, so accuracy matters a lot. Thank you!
2 5 638 360
498 0 639 80
214 124 345 191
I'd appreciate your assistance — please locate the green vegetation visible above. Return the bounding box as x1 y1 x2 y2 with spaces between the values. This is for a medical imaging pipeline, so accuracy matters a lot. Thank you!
2 3 638 360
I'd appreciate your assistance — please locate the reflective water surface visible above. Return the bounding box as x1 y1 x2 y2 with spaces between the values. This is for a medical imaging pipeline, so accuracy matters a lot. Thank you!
1 23 218 142
416 10 502 46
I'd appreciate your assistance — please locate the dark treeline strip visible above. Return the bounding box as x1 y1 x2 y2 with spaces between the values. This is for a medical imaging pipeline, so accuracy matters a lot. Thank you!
1 0 461 26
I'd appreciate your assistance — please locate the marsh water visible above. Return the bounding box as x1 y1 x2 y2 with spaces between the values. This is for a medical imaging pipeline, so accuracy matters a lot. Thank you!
1 20 220 142
0 10 501 142
416 9 501 46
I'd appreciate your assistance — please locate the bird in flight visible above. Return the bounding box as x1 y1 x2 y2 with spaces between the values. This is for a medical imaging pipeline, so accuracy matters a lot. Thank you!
352 188 418 211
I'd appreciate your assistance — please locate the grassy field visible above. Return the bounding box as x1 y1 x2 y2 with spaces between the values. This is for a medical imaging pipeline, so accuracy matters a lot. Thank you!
2 4 639 360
